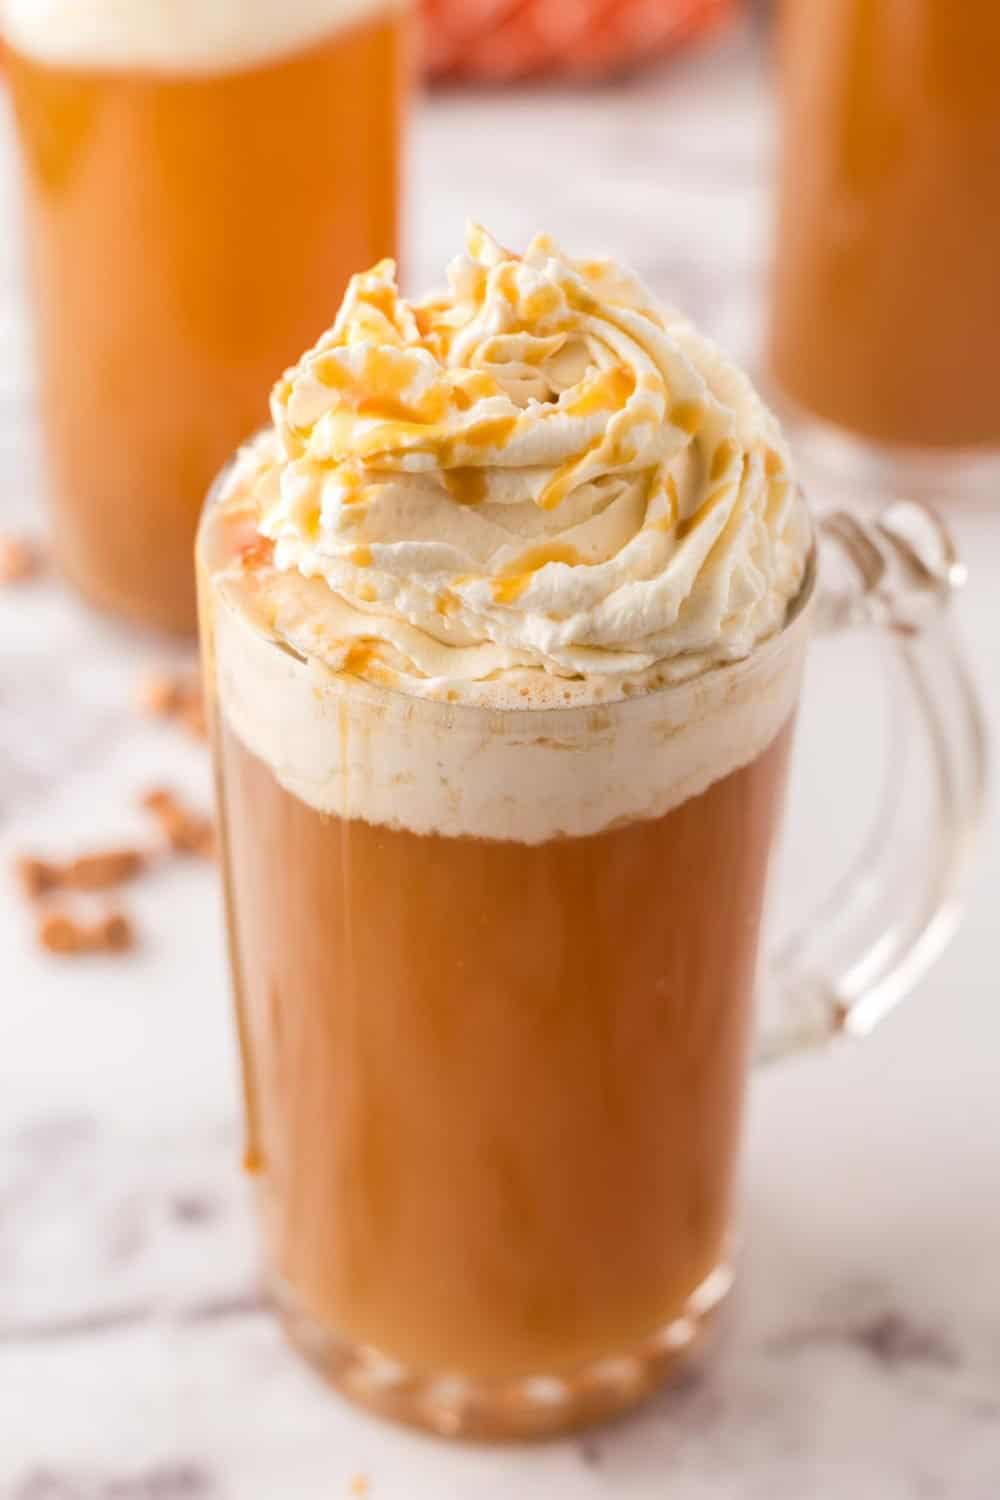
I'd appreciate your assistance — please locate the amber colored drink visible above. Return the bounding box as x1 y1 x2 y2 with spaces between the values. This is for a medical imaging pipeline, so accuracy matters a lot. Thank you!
196 479 810 1436
769 0 1000 450
218 718 794 1386
6 12 406 631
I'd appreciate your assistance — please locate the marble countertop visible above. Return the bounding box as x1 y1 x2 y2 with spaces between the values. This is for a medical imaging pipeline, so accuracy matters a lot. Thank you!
2 27 999 1500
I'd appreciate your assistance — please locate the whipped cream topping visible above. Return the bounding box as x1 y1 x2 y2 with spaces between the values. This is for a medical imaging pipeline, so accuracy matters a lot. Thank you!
1 0 396 74
224 226 809 709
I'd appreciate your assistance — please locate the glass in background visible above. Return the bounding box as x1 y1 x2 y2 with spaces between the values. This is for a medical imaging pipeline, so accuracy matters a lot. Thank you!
3 1 409 633
767 1 1000 498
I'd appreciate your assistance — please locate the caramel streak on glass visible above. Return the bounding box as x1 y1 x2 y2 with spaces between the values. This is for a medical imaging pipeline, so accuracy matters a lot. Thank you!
4 0 408 632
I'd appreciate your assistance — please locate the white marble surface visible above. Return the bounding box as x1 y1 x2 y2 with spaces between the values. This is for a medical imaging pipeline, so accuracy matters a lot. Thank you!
2 26 1000 1499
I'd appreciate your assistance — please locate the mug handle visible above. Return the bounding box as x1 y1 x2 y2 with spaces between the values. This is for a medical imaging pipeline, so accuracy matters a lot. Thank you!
757 500 988 1064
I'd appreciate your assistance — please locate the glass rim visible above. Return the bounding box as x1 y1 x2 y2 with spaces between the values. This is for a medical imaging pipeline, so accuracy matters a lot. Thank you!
200 439 819 726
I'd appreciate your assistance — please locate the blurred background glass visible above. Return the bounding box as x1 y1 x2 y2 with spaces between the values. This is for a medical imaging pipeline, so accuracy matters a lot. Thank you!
767 0 1000 499
4 2 410 635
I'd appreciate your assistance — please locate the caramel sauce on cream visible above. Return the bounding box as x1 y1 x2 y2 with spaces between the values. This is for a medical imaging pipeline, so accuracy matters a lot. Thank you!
219 225 809 708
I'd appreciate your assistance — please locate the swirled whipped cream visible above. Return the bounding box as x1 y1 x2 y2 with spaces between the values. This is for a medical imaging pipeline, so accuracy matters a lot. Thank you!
219 226 809 711
1 0 395 74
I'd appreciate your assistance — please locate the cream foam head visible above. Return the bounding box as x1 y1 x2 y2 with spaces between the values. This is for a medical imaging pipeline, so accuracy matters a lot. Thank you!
1 0 396 74
205 225 813 839
211 585 813 843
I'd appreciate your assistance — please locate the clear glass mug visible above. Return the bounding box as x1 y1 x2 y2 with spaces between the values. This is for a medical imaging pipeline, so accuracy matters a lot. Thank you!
767 0 1000 501
197 476 986 1441
2 0 410 632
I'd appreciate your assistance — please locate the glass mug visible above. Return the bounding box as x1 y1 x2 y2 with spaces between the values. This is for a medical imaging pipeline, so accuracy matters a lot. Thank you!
768 0 1000 500
2 0 409 632
197 474 985 1440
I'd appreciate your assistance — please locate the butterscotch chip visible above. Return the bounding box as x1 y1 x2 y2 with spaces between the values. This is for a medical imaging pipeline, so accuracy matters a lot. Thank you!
97 912 134 952
141 787 174 816
349 1477 370 1498
16 847 146 899
37 911 82 954
37 908 136 957
140 787 216 858
137 672 183 718
0 535 39 584
66 849 147 890
137 672 208 743
15 856 59 900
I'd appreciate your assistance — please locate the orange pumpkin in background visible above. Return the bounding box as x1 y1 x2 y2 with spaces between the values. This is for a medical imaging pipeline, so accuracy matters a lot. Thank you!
422 0 740 83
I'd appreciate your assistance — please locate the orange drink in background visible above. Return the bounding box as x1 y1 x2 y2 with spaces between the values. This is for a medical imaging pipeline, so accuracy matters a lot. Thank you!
3 0 409 632
769 0 1000 481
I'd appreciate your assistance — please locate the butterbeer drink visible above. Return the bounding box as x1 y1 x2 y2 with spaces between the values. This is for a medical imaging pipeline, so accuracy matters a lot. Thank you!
5 0 408 630
198 228 813 1436
770 0 1000 456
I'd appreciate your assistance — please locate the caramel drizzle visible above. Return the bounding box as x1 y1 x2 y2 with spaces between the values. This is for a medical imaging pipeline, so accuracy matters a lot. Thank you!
492 542 583 605
675 482 736 542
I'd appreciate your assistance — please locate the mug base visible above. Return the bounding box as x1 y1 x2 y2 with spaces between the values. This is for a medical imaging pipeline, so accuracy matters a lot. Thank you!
271 1261 733 1441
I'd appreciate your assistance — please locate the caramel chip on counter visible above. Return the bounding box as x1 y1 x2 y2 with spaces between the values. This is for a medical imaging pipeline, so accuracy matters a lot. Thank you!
38 908 135 957
140 787 216 858
137 670 207 741
36 911 81 954
137 671 185 718
15 847 146 897
99 912 134 951
15 856 60 900
0 535 40 585
67 852 146 882
15 790 211 963
349 1479 370 1499
64 848 146 890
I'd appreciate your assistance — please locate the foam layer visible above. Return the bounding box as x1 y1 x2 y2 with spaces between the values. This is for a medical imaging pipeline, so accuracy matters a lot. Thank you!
1 0 397 74
211 565 813 842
